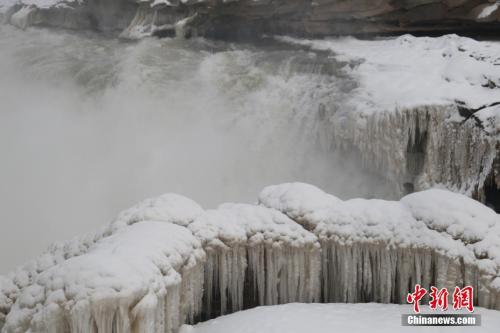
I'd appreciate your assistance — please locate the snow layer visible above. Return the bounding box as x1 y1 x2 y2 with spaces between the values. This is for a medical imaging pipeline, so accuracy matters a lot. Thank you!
1 183 500 332
181 303 500 333
280 34 500 111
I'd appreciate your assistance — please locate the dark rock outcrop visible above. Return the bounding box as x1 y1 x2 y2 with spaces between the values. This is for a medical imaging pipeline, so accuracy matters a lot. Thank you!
4 0 500 38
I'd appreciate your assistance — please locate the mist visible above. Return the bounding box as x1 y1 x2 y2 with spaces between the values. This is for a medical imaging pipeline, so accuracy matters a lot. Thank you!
0 26 393 273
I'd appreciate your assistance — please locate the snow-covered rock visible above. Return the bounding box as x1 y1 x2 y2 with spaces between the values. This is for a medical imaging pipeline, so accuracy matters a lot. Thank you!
281 35 500 205
3 222 205 333
260 183 500 307
1 183 500 332
189 204 320 318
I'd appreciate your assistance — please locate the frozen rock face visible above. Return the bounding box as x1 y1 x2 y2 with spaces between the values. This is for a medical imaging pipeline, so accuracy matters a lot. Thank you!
326 105 500 209
260 183 500 308
1 183 500 332
283 34 500 210
2 0 500 38
189 204 321 319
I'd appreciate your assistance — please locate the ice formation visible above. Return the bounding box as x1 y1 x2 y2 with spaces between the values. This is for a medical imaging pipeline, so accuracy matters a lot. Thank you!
1 183 499 332
282 35 500 206
189 204 320 318
259 183 500 308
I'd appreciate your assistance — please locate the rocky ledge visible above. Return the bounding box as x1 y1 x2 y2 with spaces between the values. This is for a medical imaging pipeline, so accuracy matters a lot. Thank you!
2 0 500 39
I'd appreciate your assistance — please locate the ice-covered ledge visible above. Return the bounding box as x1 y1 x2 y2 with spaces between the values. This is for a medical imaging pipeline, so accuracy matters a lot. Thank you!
1 183 500 332
281 34 500 207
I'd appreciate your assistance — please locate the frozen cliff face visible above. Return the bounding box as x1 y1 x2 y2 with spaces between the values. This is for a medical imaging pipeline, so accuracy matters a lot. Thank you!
3 0 500 38
1 183 500 332
259 183 500 307
189 204 320 318
281 34 500 209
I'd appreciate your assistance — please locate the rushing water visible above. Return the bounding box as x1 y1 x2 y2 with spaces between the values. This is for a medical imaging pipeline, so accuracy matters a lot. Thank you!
0 26 393 272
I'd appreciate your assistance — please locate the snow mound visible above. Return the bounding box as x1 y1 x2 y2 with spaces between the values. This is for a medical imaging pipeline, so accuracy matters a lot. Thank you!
190 203 318 249
258 183 341 223
260 183 498 256
112 193 204 230
4 222 205 333
181 303 500 333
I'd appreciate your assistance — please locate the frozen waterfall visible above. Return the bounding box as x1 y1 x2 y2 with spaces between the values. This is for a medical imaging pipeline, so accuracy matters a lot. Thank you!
1 183 500 332
1 9 500 333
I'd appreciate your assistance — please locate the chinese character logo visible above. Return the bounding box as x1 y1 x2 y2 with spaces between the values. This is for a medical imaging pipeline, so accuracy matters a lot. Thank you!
407 284 427 313
453 286 474 313
407 285 474 313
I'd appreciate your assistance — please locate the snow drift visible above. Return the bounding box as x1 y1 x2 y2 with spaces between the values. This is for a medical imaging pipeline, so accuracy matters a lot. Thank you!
1 183 499 332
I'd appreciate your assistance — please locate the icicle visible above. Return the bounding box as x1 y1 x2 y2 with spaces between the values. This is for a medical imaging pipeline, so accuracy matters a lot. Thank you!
69 300 96 333
91 295 118 333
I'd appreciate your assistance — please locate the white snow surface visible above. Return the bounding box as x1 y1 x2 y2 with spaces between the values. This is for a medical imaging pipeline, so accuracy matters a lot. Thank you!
181 303 500 333
279 34 500 113
189 203 318 249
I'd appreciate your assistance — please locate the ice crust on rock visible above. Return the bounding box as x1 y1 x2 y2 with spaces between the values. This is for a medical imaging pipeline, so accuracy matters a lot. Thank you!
280 35 500 201
189 204 320 318
0 193 204 333
259 183 500 307
2 183 500 332
4 222 205 333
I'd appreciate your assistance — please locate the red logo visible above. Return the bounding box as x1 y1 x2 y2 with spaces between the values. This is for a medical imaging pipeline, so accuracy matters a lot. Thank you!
407 285 474 313
429 286 449 311
407 284 427 313
452 286 474 313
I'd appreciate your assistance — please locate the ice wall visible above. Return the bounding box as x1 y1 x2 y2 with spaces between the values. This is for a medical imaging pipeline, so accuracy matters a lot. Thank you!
259 183 500 309
325 105 500 202
189 204 320 318
2 183 500 332
291 34 500 207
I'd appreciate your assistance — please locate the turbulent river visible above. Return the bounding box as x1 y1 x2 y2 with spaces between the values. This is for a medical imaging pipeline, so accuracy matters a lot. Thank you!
0 26 394 272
